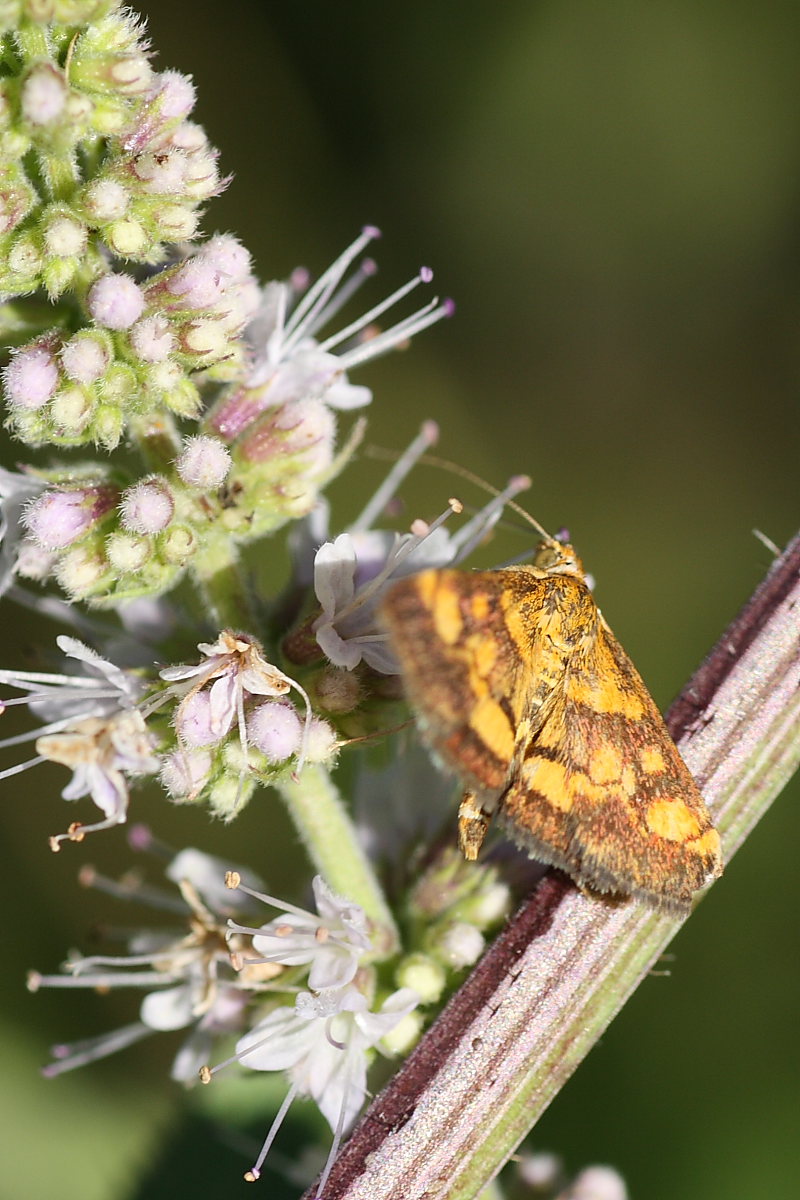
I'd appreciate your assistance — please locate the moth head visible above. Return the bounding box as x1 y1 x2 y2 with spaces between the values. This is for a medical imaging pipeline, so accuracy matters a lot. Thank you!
532 536 586 580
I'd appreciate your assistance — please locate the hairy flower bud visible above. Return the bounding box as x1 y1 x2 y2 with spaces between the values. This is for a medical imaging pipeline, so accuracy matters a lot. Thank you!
21 63 68 126
88 273 145 329
120 477 174 534
175 435 231 489
247 701 303 763
25 482 117 550
3 340 59 409
60 332 111 384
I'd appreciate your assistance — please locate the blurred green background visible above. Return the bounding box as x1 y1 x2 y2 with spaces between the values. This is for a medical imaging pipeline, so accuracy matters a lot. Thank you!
2 1 799 1197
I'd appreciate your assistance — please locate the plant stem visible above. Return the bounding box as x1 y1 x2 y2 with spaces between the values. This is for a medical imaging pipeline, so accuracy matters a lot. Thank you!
308 531 800 1200
190 531 256 631
275 765 399 958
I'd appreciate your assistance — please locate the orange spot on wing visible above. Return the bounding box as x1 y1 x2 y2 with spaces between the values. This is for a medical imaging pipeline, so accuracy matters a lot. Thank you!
646 798 702 842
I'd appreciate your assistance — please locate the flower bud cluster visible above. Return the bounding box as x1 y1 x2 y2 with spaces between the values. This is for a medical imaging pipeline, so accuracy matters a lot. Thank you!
3 235 259 449
0 4 222 302
156 631 337 821
394 847 511 1003
16 435 236 601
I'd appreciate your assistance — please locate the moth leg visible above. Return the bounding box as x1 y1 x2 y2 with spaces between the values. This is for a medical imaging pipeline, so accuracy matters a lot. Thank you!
458 790 493 860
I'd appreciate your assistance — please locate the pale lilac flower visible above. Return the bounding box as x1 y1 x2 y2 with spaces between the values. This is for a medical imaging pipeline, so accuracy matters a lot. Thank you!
0 467 45 595
175 435 231 489
281 421 531 673
2 341 60 408
25 483 117 549
88 273 146 330
120 477 174 534
229 985 418 1186
0 636 158 845
228 874 371 992
28 847 275 1084
207 227 453 441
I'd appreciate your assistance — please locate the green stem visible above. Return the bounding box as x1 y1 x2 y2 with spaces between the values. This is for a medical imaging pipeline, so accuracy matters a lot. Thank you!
275 764 399 957
190 531 257 631
127 413 183 473
309 530 800 1200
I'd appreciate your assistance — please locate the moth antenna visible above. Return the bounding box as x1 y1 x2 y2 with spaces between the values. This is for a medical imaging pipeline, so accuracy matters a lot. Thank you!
364 444 557 542
752 528 781 558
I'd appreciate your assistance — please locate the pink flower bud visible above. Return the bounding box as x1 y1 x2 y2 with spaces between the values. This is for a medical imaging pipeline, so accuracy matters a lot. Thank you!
176 436 231 489
168 122 207 153
160 747 212 798
120 478 174 534
15 539 55 580
2 342 59 409
153 71 196 122
60 334 110 384
21 63 67 125
247 701 302 762
44 215 86 257
25 484 117 550
83 179 130 221
199 235 252 283
129 315 175 362
167 257 227 308
88 273 145 330
133 150 187 193
237 398 335 471
122 71 196 155
175 689 224 747
303 716 338 764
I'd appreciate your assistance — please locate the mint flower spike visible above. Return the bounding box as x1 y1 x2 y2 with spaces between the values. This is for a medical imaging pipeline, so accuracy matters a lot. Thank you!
0 634 158 846
226 873 372 992
27 845 275 1084
0 8 222 303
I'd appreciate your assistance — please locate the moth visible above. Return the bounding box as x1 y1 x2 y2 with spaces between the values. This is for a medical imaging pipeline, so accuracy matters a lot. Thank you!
380 532 722 914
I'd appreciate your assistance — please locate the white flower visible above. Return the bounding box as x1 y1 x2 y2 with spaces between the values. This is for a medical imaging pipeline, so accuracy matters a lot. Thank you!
238 987 418 1131
39 710 158 833
29 847 276 1083
244 227 451 412
229 985 418 1187
160 630 310 759
0 467 45 596
228 874 372 992
312 524 458 672
0 636 158 845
